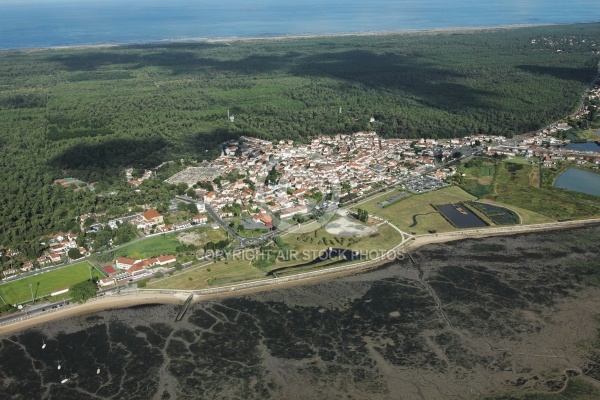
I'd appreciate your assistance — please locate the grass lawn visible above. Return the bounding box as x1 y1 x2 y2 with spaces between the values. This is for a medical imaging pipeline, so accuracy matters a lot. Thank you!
0 261 103 305
571 129 600 141
269 258 354 278
147 223 403 290
114 226 227 259
475 200 554 225
147 259 264 291
359 186 477 234
287 220 323 234
490 162 600 220
113 235 181 259
273 223 403 269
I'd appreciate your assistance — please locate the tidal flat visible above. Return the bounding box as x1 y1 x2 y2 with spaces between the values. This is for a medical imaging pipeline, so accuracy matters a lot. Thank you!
1 226 600 399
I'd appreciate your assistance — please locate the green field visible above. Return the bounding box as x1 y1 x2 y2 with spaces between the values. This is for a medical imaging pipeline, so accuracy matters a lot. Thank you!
454 157 600 221
281 223 402 260
490 161 600 220
0 261 103 306
359 186 477 234
113 227 228 259
505 155 538 165
147 258 264 291
359 183 557 232
454 156 497 198
570 129 600 141
113 235 182 259
148 223 403 290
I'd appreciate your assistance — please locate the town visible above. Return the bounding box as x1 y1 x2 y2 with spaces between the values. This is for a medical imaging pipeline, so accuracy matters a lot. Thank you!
0 77 598 312
3 129 598 280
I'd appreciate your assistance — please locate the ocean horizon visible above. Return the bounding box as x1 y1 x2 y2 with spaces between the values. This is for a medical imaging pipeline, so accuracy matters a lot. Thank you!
1 0 600 50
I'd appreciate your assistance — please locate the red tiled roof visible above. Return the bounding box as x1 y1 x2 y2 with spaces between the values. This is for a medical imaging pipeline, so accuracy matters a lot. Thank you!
143 209 162 220
253 213 273 227
116 257 137 265
127 264 145 274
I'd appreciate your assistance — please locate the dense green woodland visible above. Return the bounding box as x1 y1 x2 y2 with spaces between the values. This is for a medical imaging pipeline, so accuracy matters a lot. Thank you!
0 23 599 254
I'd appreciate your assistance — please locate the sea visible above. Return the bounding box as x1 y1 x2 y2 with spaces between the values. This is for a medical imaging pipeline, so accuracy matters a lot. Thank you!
1 0 600 50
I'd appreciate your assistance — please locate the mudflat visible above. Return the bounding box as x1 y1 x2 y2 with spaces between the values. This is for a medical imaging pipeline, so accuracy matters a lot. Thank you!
1 225 600 399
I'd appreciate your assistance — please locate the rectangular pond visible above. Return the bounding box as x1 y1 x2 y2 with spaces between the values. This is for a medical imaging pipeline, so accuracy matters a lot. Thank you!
469 202 520 225
554 168 600 197
562 142 600 153
435 203 488 228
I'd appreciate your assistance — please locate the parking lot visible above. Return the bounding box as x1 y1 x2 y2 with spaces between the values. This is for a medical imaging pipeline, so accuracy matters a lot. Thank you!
403 175 450 194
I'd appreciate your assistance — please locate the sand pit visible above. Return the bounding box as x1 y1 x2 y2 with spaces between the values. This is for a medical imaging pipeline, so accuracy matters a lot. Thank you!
178 231 207 246
325 216 376 237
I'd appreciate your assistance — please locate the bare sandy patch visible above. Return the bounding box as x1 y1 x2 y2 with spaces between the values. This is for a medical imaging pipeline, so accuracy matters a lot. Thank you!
325 216 376 237
178 231 207 246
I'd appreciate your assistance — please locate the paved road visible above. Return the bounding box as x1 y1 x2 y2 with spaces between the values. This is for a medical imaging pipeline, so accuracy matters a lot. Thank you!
0 298 71 327
200 200 287 250
414 217 600 241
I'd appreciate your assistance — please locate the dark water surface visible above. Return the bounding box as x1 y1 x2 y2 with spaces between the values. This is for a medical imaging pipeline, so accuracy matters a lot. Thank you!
1 0 600 50
435 203 488 228
2 225 600 399
554 167 600 196
563 141 600 153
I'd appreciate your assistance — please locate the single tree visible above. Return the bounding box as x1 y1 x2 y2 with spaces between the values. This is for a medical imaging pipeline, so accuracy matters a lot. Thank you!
70 280 97 304
67 248 83 260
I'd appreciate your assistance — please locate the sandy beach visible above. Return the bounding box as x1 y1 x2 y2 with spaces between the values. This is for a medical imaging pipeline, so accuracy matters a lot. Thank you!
0 292 185 337
204 23 553 44
3 22 559 53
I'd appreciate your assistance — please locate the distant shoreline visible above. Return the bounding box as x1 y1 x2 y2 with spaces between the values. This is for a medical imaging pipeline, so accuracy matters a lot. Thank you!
3 22 598 53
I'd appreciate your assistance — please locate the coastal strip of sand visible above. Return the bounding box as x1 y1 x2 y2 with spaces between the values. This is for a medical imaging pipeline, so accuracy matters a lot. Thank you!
3 22 559 53
0 292 184 337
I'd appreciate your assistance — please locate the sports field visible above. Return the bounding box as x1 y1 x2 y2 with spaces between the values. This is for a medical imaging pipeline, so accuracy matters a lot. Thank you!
0 261 103 306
